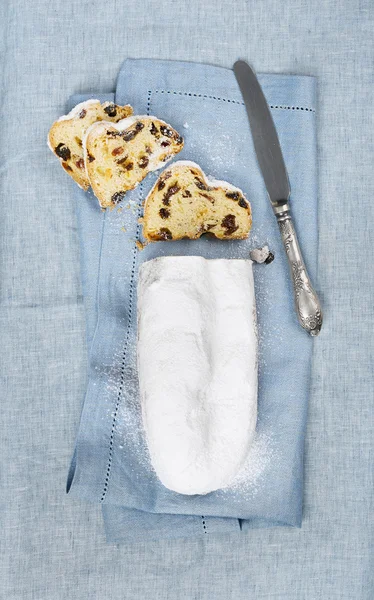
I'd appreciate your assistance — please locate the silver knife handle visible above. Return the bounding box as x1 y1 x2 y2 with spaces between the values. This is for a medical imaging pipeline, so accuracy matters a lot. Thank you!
276 210 323 336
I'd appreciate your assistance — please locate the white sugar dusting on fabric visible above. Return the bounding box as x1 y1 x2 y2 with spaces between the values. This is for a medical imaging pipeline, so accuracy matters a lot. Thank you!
101 332 154 477
218 431 276 500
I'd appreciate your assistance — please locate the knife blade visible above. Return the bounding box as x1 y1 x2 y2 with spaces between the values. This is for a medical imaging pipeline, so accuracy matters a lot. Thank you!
233 60 290 208
233 60 323 336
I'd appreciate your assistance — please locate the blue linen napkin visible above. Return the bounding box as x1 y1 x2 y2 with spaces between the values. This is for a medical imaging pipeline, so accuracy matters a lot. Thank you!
66 59 318 542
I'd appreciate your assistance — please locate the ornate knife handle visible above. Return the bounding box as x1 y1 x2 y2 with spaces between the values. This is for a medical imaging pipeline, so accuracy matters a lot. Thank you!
276 210 323 336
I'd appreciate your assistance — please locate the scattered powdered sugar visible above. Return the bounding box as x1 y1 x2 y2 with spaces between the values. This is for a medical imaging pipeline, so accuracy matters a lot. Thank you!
219 430 276 499
183 122 189 129
99 331 154 478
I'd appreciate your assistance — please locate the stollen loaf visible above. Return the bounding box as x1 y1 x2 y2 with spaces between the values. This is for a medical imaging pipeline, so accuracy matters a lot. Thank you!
137 256 258 495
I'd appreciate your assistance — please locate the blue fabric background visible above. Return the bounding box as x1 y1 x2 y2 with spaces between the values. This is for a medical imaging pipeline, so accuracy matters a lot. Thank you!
1 1 372 598
67 60 317 535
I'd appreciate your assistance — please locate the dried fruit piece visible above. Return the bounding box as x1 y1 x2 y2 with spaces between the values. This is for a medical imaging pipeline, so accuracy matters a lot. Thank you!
162 184 180 206
112 147 124 156
160 125 174 138
159 208 170 219
195 177 209 191
55 143 71 161
138 156 149 169
158 228 173 240
226 191 240 200
199 192 215 203
150 122 159 136
103 104 117 117
221 214 238 235
111 191 126 205
75 158 84 169
122 122 144 142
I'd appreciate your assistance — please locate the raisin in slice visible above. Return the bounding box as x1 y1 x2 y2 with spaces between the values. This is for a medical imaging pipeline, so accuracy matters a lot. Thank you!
182 190 192 198
78 109 87 118
87 153 95 162
158 227 173 240
111 191 126 205
75 158 84 169
161 141 171 147
162 184 180 205
159 208 170 219
116 156 128 165
238 198 248 208
112 147 124 156
221 214 239 235
104 104 117 117
138 156 149 169
62 162 73 172
160 125 174 138
199 192 215 203
150 122 159 136
194 177 208 191
55 143 71 161
124 162 134 171
157 171 172 191
122 122 144 142
226 191 240 200
174 135 183 145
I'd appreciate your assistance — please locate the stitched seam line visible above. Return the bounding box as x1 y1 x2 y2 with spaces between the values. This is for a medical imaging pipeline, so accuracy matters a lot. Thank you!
152 89 315 112
99 93 150 503
201 516 208 534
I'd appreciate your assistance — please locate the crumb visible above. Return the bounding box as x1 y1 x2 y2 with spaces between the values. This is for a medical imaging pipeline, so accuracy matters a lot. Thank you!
136 240 145 251
121 226 126 232
250 245 274 264
117 207 123 214
183 122 189 129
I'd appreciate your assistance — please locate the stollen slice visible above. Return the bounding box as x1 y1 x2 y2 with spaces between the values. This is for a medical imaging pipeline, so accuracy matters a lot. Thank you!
48 99 133 190
84 116 184 208
142 161 252 241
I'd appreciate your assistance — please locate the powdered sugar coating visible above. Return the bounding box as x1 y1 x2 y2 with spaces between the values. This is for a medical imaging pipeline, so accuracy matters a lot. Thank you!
137 256 258 495
56 98 100 122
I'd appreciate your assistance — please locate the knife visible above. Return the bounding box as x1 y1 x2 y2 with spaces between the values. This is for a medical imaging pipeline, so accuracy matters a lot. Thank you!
233 60 323 336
